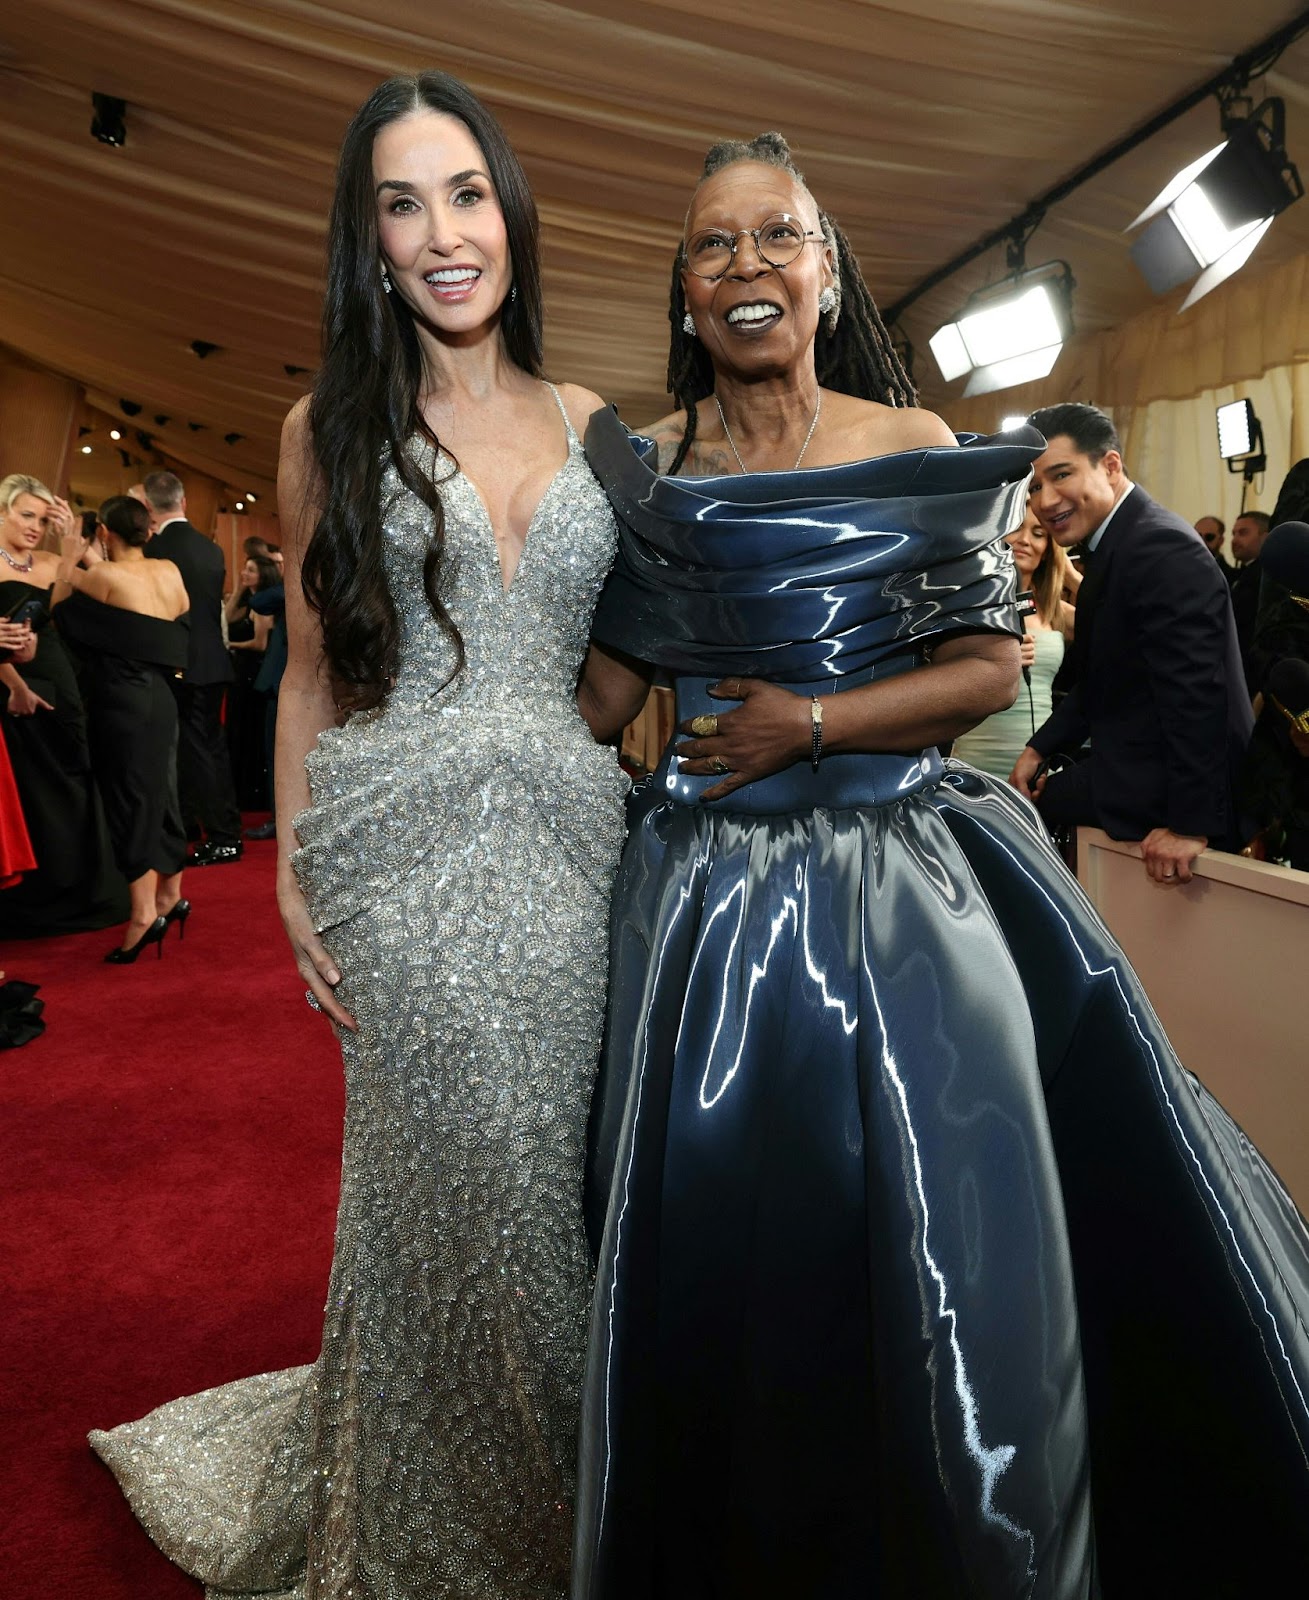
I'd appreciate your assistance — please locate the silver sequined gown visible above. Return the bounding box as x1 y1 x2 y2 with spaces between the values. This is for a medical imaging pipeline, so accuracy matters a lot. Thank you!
90 390 628 1600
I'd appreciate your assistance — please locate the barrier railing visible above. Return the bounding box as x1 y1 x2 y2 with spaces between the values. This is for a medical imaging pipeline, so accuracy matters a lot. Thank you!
1077 828 1309 1212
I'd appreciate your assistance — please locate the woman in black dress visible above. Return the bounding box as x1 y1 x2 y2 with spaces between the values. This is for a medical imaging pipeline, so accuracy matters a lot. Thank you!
54 496 191 961
224 552 279 807
0 473 126 936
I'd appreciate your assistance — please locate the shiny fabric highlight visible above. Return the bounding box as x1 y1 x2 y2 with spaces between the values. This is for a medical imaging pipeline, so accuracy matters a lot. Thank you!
91 395 628 1600
576 413 1309 1600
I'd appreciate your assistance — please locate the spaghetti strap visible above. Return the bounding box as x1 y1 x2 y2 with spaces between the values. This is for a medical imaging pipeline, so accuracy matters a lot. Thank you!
544 381 578 447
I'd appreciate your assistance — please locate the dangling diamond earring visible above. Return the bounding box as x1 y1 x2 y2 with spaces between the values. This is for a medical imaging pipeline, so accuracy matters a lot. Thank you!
682 312 696 337
380 263 393 295
510 285 518 304
818 287 836 315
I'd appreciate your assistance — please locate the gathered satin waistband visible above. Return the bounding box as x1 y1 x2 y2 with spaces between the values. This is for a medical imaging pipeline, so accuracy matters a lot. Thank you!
649 669 943 817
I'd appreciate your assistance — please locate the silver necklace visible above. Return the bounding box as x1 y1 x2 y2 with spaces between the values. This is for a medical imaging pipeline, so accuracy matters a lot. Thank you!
714 389 822 474
0 546 34 573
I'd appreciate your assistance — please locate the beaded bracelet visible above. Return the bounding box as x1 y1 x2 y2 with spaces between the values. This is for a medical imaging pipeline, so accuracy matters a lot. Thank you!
810 694 824 770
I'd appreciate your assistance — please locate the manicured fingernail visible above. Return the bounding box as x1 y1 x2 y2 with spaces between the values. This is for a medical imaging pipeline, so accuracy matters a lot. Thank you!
327 969 340 985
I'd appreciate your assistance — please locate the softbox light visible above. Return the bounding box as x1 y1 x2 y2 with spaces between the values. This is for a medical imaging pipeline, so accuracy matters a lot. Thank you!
929 262 1074 397
1128 100 1302 310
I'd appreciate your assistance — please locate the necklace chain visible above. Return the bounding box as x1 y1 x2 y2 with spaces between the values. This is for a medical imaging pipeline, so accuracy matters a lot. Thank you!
714 390 822 474
0 546 34 574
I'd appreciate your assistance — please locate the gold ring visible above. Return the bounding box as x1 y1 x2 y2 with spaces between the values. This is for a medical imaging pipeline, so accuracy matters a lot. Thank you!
708 757 731 776
689 714 719 737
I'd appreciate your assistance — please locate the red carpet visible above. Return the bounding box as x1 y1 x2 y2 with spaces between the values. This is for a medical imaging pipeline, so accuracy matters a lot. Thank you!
1 824 344 1597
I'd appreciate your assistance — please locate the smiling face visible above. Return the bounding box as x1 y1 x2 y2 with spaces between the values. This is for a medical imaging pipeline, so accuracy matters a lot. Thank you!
373 109 510 337
1 492 53 552
1006 507 1049 580
241 558 259 589
680 161 833 381
1028 434 1125 548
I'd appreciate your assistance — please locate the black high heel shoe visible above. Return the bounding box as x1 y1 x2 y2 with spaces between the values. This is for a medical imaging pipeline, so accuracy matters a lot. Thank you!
161 899 192 941
104 917 168 965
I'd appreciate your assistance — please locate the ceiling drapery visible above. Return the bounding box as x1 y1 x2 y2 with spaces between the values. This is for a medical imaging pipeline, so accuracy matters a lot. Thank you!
4 0 1309 492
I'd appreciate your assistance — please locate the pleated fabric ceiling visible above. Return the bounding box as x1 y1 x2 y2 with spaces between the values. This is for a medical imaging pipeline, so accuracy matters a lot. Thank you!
4 0 1309 495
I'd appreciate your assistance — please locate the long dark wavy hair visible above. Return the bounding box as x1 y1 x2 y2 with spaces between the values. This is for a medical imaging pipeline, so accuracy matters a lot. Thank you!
665 132 916 473
302 72 544 710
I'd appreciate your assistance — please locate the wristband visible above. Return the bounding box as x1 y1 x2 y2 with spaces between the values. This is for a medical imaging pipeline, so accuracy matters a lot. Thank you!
810 695 824 770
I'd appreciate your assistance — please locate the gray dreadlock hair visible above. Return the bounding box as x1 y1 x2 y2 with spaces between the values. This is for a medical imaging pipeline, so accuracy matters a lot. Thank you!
666 131 917 475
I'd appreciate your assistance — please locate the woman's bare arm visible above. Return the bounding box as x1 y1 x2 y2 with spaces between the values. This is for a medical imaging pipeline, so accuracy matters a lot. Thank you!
274 397 357 1031
675 633 1021 802
577 640 653 742
51 531 103 607
231 611 274 652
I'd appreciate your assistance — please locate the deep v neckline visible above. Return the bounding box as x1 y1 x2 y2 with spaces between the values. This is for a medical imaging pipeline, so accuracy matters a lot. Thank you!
445 383 577 595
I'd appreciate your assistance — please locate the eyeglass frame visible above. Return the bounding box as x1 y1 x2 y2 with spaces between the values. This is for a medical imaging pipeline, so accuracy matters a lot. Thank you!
680 212 827 281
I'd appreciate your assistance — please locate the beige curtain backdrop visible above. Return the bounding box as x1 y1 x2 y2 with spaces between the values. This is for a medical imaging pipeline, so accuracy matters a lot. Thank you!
9 2 1309 482
943 247 1309 540
1114 367 1295 535
952 361 1300 541
948 249 1309 433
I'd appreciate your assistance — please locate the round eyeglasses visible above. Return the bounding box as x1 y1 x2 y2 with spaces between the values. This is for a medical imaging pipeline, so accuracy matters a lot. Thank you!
682 213 824 280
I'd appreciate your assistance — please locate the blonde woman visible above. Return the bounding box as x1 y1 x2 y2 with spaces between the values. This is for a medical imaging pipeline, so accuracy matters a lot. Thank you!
952 506 1074 779
0 474 125 934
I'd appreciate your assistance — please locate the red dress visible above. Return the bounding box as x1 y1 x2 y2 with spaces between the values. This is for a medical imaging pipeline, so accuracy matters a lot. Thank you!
0 731 35 888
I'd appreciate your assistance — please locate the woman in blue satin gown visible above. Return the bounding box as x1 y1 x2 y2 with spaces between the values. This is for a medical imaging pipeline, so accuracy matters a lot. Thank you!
572 133 1309 1600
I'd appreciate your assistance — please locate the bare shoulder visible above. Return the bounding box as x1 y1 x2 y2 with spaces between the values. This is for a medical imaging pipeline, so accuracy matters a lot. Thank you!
888 406 958 450
278 394 322 543
860 399 956 453
553 382 607 437
80 563 114 600
819 394 957 465
280 395 317 483
639 409 692 475
282 392 312 446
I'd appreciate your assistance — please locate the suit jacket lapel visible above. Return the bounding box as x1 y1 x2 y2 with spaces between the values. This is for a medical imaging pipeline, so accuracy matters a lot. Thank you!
1066 485 1142 683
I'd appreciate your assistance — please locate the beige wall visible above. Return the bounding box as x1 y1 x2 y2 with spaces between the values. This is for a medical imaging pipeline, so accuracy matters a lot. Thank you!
1077 830 1309 1213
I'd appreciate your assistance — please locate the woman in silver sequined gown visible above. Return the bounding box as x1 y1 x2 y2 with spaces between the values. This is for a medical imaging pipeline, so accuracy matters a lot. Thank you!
90 74 626 1600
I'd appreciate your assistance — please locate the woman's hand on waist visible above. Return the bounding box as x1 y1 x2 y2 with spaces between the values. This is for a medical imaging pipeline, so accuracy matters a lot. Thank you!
277 860 358 1033
675 677 809 802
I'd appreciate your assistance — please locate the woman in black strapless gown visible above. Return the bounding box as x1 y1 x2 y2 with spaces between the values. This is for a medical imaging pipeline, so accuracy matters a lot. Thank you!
574 134 1309 1600
54 496 190 960
0 473 126 936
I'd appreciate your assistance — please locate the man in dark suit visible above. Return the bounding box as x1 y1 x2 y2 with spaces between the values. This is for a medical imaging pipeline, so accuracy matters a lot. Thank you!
143 470 243 864
1010 404 1252 885
1228 509 1271 692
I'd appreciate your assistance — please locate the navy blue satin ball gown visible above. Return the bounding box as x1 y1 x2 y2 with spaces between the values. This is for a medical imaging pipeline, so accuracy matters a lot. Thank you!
573 410 1309 1600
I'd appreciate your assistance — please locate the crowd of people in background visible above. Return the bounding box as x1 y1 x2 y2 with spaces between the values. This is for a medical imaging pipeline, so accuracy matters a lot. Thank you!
1 397 1308 978
953 403 1309 881
0 468 285 967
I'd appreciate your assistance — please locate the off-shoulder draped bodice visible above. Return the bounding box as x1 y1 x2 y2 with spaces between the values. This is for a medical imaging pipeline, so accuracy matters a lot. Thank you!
586 407 1041 683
